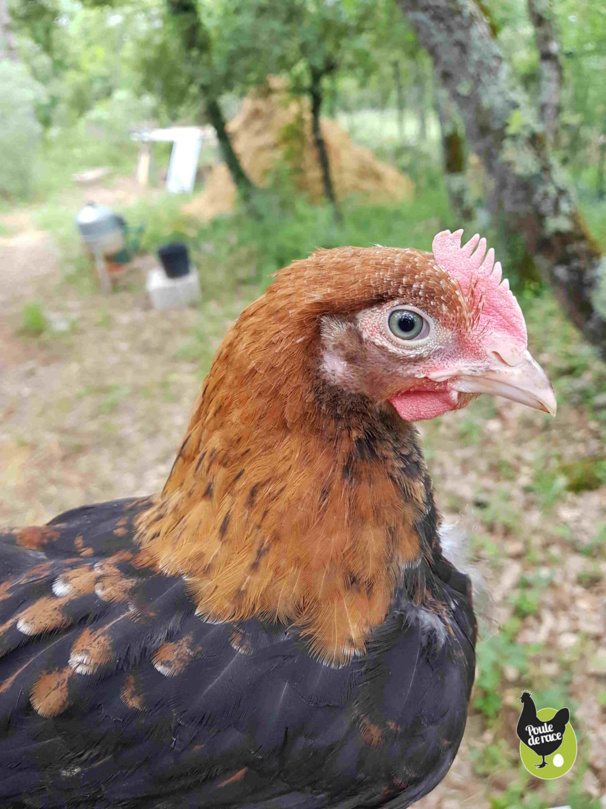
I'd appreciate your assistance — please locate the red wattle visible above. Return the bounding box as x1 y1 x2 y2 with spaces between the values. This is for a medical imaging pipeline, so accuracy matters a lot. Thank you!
389 389 460 421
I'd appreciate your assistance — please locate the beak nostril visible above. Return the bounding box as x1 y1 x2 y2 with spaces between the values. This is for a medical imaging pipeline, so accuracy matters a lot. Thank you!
490 348 522 368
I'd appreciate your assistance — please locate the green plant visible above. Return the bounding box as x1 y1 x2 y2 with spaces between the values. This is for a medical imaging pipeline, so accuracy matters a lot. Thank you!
575 523 606 558
577 560 602 589
474 625 528 720
124 195 199 255
99 385 132 416
509 570 553 619
479 488 522 533
0 62 45 199
20 301 50 337
489 782 548 809
470 738 513 776
530 467 568 509
561 457 606 493
187 182 452 295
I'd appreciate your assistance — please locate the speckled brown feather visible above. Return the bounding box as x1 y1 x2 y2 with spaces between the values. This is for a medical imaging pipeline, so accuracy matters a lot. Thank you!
136 247 476 663
0 244 480 807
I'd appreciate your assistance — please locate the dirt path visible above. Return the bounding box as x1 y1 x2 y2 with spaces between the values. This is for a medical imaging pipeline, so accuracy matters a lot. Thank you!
0 223 59 311
0 199 603 808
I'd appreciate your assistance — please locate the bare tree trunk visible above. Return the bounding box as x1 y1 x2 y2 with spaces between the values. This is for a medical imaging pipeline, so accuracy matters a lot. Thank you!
393 59 405 146
0 0 19 62
309 66 342 222
527 0 562 148
398 0 606 355
434 85 474 221
598 121 606 201
414 61 427 143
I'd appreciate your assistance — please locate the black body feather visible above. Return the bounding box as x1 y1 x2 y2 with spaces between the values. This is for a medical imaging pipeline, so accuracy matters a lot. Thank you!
0 499 475 808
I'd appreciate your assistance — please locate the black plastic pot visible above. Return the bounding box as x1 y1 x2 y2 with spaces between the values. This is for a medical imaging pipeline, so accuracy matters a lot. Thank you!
158 242 190 279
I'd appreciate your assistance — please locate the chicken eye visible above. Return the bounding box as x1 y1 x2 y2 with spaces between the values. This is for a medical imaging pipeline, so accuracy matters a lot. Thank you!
388 309 428 341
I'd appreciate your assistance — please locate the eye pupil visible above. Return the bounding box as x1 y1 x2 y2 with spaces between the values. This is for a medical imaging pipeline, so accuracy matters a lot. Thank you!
397 313 416 333
387 309 427 341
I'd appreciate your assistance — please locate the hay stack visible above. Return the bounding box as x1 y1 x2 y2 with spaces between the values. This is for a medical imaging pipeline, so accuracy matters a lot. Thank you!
185 80 414 222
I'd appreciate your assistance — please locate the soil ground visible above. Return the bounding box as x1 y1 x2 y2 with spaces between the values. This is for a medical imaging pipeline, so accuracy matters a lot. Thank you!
0 181 604 808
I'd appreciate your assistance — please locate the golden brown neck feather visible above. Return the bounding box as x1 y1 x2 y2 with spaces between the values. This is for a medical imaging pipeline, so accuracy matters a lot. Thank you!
136 248 437 664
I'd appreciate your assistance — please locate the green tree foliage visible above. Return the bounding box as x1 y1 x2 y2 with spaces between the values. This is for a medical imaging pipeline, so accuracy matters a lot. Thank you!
0 60 45 197
481 0 606 187
5 0 606 289
8 0 64 126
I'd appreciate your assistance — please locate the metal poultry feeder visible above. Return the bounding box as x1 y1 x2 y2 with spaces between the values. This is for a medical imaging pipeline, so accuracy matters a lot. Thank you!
76 203 126 292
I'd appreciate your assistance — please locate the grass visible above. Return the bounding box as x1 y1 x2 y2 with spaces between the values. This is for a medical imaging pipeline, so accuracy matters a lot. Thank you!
33 204 79 251
473 622 528 721
478 487 522 533
576 523 606 558
337 108 441 147
174 179 453 300
6 124 606 807
0 220 15 237
25 176 454 309
33 127 140 201
20 301 50 337
509 571 553 619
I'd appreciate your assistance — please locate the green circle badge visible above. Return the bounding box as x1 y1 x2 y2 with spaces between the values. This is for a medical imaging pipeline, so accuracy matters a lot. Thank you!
518 700 577 780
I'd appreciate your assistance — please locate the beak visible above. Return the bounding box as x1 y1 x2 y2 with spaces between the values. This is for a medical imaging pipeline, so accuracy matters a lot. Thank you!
449 350 557 416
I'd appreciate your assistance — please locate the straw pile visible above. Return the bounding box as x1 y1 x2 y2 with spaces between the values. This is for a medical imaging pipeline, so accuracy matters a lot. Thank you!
185 80 414 222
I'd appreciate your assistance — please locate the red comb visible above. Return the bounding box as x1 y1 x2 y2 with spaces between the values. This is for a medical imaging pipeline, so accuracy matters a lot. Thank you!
432 229 527 351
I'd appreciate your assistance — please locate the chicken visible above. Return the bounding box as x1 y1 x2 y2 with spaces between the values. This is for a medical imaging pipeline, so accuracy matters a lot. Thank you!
516 691 570 768
0 229 555 808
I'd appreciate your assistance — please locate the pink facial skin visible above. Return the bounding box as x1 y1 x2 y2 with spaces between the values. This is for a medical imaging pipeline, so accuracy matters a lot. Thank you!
324 230 555 422
384 230 531 420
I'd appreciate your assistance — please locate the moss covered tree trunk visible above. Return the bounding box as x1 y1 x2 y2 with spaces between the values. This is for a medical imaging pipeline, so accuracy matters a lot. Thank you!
597 123 606 201
414 61 427 142
527 0 563 148
204 98 254 201
398 0 606 355
434 86 474 221
393 59 405 146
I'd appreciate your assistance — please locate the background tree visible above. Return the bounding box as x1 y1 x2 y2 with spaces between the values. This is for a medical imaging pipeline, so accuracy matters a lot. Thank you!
286 0 416 216
0 61 44 197
556 0 606 197
282 0 374 219
159 0 256 199
399 0 606 356
527 0 562 147
0 0 19 62
7 0 66 127
434 84 474 221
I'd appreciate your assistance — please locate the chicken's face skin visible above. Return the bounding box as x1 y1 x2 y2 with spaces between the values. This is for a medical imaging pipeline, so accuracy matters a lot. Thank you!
319 230 556 422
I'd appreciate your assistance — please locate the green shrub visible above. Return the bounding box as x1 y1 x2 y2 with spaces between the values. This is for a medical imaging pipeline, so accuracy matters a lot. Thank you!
190 181 452 292
82 90 156 151
20 301 49 336
0 61 45 199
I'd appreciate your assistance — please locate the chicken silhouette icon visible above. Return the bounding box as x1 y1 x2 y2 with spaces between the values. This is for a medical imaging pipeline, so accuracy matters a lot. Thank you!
516 692 570 769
